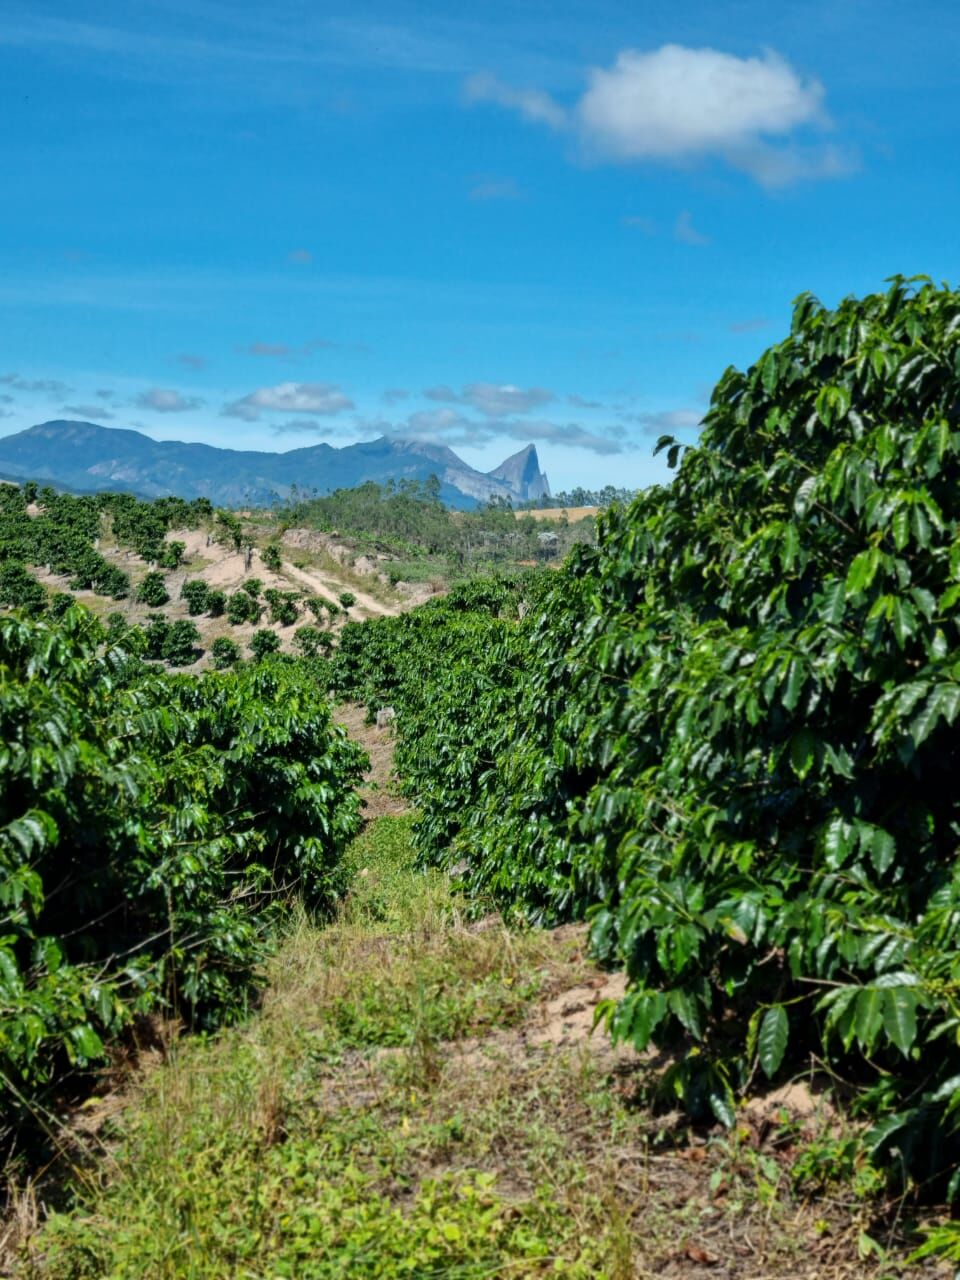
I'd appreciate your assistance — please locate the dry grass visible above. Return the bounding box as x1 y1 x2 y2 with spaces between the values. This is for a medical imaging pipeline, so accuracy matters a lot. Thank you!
10 816 947 1276
517 506 600 523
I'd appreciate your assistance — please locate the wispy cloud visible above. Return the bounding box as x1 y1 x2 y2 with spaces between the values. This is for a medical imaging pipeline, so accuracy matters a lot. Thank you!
673 210 710 246
423 382 554 416
287 248 313 264
243 339 337 359
177 353 208 370
135 387 205 413
729 317 770 333
63 403 114 421
247 342 296 358
268 417 352 436
0 373 71 394
629 408 703 436
622 215 656 235
222 381 354 422
466 44 853 187
374 405 628 455
464 72 566 129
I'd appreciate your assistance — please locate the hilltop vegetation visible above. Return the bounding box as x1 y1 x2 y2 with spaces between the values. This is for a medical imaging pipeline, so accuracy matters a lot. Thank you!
278 476 597 583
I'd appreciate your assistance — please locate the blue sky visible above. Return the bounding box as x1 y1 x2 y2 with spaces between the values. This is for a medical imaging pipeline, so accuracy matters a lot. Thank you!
0 0 957 492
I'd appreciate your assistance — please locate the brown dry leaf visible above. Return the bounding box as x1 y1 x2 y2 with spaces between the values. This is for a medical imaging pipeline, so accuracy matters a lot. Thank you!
683 1242 720 1265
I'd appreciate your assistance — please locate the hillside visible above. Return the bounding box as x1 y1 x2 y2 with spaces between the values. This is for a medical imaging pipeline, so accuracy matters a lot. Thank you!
0 422 551 509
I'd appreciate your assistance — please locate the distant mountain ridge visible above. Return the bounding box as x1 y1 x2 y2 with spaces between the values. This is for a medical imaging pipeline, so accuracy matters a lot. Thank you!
0 421 551 509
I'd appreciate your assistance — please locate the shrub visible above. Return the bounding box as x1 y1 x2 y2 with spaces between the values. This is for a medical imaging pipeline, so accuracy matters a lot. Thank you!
338 591 357 610
158 539 186 569
227 591 262 626
0 608 366 1137
137 571 170 607
105 611 127 635
293 625 330 658
250 629 281 661
240 578 262 598
47 591 76 619
0 563 47 616
261 543 282 572
206 589 226 617
211 636 240 669
214 510 243 552
96 564 130 599
164 620 200 666
264 588 300 626
143 613 171 660
181 579 210 615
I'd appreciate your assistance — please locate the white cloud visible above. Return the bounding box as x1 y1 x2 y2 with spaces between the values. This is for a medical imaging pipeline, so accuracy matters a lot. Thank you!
463 72 566 130
423 385 459 403
382 407 627 455
631 408 703 436
223 381 354 421
465 383 554 415
135 387 204 413
424 382 554 416
673 210 710 246
467 45 848 187
579 46 824 159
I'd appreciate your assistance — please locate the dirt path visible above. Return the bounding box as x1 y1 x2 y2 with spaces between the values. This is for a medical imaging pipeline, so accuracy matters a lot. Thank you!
281 562 402 620
334 702 408 818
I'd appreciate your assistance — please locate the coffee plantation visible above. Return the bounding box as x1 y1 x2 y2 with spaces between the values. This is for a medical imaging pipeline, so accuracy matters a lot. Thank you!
5 275 960 1248
331 277 960 1192
0 606 365 1149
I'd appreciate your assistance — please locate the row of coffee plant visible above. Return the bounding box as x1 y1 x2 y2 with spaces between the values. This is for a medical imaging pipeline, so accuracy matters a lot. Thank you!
0 484 213 607
0 605 364 1149
332 278 960 1193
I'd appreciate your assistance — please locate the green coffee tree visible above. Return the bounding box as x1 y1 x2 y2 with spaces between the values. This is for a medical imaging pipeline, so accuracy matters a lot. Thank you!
137 571 170 607
250 629 281 661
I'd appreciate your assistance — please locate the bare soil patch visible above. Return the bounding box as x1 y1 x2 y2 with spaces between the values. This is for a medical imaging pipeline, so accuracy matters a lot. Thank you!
517 505 599 523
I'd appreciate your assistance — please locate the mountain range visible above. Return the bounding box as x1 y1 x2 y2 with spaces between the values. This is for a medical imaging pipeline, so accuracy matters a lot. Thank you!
0 421 551 508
